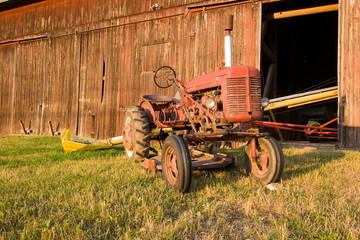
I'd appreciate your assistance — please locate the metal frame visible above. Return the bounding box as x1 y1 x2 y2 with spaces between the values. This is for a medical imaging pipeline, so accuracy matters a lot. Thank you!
252 118 338 140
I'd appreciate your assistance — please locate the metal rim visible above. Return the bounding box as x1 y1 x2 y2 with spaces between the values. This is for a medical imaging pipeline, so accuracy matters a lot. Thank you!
250 143 270 177
124 116 133 158
163 145 178 186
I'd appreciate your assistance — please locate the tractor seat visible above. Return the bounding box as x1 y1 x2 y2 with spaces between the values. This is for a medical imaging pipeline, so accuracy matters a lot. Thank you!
142 95 174 104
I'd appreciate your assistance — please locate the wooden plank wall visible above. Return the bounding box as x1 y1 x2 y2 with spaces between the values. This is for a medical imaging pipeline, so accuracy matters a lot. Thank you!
44 35 80 134
338 0 360 149
184 2 262 81
0 0 208 41
0 0 264 138
0 44 16 133
12 40 46 135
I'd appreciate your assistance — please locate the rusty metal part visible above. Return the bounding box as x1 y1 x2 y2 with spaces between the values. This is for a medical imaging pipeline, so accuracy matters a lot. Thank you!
179 90 197 133
143 95 174 104
19 120 33 134
225 15 233 31
140 158 157 173
48 121 61 136
252 118 338 140
140 149 235 171
248 138 270 177
163 145 179 186
123 122 133 150
189 148 234 170
153 66 176 89
185 131 268 142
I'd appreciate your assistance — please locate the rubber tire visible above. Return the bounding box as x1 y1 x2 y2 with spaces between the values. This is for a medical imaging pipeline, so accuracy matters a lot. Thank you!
267 136 285 183
161 135 192 193
124 106 151 162
244 137 284 184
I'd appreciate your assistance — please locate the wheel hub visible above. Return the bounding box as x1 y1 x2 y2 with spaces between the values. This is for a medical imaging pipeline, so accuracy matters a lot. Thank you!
164 147 178 186
249 139 270 177
123 122 133 150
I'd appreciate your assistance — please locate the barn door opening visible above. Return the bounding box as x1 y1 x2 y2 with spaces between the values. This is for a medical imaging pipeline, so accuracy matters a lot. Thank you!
261 0 338 140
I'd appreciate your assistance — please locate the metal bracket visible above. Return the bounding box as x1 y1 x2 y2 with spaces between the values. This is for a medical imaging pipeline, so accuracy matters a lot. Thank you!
19 120 33 134
49 121 61 136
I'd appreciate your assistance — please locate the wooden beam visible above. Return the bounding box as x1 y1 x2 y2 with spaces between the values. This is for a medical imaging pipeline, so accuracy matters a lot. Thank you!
273 4 338 20
263 63 275 98
264 89 338 111
262 41 276 63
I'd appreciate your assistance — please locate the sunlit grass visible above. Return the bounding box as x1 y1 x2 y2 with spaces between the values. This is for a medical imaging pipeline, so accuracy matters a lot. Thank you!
0 135 359 239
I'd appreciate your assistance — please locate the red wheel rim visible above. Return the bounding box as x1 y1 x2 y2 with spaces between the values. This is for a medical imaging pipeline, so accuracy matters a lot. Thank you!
123 117 133 157
164 146 178 186
250 143 270 177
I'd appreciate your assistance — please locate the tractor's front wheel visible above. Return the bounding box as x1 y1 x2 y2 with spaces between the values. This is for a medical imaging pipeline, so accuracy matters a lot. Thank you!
162 135 192 193
244 136 284 184
123 106 151 162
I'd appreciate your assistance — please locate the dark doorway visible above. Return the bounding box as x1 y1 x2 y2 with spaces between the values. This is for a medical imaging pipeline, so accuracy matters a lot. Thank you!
261 0 338 140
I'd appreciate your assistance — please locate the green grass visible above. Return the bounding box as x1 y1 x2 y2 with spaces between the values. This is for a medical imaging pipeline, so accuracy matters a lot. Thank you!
0 135 359 239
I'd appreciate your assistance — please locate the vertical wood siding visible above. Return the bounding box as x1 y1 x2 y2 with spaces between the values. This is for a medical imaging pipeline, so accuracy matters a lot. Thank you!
184 2 261 82
338 0 360 149
2 0 358 148
0 0 213 41
12 40 46 134
44 35 80 134
0 44 15 134
0 1 263 139
78 31 105 138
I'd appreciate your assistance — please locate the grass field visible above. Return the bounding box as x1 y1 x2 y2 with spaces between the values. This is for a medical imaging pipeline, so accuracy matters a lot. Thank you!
0 135 359 239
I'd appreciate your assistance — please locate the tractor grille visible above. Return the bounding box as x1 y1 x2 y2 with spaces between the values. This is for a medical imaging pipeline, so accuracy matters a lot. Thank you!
225 76 261 114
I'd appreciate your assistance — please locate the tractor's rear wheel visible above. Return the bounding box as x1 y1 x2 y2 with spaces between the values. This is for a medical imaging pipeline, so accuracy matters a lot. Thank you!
244 137 284 184
162 135 192 193
123 106 151 162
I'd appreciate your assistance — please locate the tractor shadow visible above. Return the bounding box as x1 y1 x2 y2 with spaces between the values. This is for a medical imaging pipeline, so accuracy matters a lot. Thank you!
189 145 345 192
190 146 249 191
279 147 345 181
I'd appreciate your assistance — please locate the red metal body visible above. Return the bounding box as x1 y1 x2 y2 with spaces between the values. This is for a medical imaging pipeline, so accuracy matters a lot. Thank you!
124 65 285 191
140 65 263 136
186 66 262 123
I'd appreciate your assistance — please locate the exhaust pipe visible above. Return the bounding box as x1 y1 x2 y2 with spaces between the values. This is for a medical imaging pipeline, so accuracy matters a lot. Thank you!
224 15 234 68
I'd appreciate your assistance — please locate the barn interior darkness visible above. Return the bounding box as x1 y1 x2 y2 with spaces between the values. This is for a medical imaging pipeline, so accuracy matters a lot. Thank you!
261 0 338 140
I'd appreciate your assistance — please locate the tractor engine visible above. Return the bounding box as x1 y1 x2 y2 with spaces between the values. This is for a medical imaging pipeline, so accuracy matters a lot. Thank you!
185 65 262 130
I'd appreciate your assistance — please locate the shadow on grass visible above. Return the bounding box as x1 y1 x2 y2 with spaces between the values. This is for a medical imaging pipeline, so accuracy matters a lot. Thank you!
280 149 345 181
188 146 346 192
189 146 249 192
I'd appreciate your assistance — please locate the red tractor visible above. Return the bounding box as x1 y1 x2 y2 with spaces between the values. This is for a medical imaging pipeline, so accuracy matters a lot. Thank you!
123 65 284 193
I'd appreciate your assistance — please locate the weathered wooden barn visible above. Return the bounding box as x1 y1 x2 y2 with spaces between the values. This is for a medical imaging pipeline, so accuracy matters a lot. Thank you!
0 0 359 149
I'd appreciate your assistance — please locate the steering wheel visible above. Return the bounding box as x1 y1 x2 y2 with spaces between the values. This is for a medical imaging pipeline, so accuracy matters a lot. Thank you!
153 66 176 89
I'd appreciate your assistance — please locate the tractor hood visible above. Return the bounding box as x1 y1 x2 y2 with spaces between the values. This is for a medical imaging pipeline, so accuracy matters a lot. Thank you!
185 65 259 93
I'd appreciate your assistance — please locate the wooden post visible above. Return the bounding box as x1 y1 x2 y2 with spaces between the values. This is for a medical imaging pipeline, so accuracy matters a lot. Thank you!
273 4 338 20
